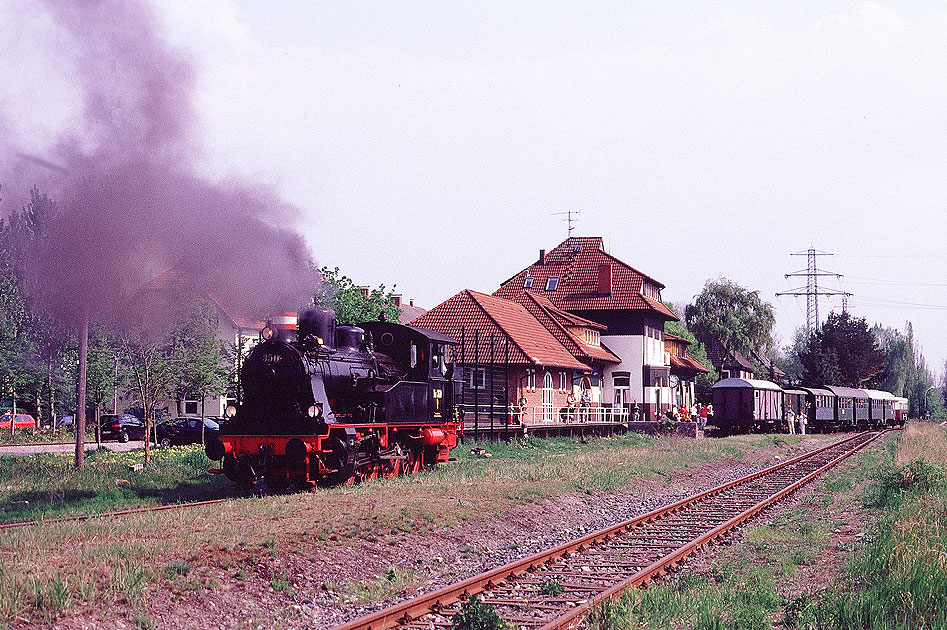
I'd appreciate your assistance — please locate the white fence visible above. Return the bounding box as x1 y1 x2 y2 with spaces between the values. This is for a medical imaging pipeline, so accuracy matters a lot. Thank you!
461 404 630 426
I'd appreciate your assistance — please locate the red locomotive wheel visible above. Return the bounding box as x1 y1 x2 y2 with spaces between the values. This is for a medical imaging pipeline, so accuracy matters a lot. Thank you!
358 462 381 482
404 447 423 475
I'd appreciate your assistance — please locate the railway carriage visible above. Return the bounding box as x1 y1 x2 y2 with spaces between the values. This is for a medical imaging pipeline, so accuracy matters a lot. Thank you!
713 380 902 434
864 389 896 428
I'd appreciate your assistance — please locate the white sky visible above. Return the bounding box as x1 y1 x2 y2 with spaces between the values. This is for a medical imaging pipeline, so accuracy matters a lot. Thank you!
5 1 947 375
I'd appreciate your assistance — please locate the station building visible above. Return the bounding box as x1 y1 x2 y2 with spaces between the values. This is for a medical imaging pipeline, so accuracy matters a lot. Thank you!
493 236 681 421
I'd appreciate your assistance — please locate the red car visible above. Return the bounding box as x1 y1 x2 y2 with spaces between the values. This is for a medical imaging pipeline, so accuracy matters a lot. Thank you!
0 413 37 430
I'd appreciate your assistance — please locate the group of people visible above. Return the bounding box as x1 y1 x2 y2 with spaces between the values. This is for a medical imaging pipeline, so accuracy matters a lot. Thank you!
668 402 713 428
785 404 808 435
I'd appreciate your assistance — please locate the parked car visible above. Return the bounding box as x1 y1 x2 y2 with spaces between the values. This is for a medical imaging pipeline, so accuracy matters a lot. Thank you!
155 417 220 447
98 414 146 442
0 413 37 430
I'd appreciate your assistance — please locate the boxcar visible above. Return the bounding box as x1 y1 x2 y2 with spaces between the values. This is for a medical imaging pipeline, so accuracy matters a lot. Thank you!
711 378 783 432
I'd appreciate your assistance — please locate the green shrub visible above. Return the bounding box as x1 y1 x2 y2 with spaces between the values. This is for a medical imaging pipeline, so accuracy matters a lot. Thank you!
451 597 507 630
871 459 944 507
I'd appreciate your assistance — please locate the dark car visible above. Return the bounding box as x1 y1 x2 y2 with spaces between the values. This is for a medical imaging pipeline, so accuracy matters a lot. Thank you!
98 414 146 442
155 417 220 447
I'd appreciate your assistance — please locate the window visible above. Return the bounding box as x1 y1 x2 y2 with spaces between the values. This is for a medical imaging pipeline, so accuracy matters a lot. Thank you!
469 368 486 389
526 369 536 391
183 396 199 416
410 343 418 368
523 276 534 289
584 329 600 346
559 372 568 392
545 277 559 291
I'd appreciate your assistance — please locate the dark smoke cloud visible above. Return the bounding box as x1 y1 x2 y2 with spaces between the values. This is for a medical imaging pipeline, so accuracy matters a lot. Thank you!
2 0 318 328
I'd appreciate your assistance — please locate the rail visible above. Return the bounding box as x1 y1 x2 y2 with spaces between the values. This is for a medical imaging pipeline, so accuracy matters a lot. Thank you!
334 429 893 630
460 404 629 427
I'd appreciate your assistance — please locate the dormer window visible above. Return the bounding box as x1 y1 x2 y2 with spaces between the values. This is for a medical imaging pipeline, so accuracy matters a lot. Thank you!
545 277 559 291
584 329 600 347
523 276 534 289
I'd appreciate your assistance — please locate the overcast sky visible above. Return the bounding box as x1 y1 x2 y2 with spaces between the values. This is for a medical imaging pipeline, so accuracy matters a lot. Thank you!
4 1 946 376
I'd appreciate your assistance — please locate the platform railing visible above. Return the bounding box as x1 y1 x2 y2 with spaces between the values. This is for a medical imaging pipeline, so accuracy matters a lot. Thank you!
460 404 629 426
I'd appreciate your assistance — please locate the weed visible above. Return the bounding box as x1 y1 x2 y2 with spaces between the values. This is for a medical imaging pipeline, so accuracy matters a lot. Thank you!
111 561 147 603
538 579 564 596
165 560 191 578
872 459 944 507
451 596 508 630
271 573 291 594
345 567 417 604
781 593 812 628
133 612 152 629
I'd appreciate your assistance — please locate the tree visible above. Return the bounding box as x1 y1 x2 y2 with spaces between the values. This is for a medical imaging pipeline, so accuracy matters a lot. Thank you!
798 312 885 388
119 328 176 466
684 278 776 361
874 322 943 419
85 325 119 446
167 299 230 442
663 303 717 386
315 267 402 326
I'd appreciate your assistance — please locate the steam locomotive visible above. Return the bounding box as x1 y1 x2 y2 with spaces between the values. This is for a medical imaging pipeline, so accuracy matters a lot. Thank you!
205 307 463 490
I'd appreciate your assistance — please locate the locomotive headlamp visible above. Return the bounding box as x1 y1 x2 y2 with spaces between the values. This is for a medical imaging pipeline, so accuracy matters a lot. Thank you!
308 404 323 419
261 326 275 340
225 405 237 418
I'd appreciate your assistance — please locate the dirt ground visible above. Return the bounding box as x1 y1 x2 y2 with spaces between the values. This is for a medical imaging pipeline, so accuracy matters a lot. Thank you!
31 434 875 630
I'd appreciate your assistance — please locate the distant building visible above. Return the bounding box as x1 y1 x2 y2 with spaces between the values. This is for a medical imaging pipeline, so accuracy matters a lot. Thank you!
493 236 678 421
393 295 427 325
705 342 756 381
124 268 265 418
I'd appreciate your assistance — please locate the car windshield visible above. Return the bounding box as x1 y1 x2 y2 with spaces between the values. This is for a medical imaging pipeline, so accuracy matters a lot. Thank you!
203 419 219 430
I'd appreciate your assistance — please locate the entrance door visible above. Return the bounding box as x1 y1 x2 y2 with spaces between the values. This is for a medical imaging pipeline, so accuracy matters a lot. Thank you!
542 372 554 422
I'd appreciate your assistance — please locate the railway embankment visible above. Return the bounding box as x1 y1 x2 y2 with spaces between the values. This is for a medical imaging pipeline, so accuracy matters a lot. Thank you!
585 422 947 630
0 430 912 629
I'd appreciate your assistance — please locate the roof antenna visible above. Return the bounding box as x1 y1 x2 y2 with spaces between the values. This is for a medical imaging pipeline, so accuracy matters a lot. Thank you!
551 210 580 238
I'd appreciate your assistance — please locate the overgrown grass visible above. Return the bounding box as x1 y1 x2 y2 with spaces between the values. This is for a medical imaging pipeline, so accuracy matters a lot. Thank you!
587 422 947 630
0 431 839 626
0 444 233 523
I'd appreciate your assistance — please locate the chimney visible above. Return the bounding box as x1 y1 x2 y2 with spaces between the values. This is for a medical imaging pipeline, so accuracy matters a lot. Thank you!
392 294 402 307
359 286 369 297
538 249 546 265
409 299 414 307
597 264 612 296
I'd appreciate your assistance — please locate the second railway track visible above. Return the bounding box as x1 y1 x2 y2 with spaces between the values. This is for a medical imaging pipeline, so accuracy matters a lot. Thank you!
337 430 892 630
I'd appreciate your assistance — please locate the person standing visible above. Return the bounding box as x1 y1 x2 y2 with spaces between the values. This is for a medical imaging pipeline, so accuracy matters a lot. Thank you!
698 404 709 430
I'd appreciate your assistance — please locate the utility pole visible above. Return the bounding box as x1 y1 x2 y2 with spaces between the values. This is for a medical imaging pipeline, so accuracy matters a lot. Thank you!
551 210 580 238
776 248 852 333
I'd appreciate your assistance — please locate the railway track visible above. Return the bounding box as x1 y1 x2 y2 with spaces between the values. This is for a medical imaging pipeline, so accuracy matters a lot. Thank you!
336 430 891 630
0 498 232 531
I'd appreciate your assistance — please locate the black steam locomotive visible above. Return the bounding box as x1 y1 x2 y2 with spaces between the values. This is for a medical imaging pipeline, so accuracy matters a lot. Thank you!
206 307 463 490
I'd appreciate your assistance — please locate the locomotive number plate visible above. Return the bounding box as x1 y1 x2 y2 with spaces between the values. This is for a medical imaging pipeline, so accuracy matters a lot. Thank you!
261 353 283 364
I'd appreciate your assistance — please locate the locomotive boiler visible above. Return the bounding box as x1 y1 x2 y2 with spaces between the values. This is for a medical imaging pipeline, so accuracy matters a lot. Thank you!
205 307 463 490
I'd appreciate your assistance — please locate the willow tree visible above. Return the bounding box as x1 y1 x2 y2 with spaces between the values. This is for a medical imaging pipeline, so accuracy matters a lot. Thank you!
684 278 775 360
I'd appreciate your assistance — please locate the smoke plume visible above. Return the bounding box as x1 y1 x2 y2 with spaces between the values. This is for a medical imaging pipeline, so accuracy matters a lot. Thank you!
1 0 318 328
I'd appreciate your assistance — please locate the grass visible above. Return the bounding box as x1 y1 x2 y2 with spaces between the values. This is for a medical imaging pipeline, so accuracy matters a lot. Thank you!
0 444 234 523
0 429 96 446
586 422 947 630
0 431 840 626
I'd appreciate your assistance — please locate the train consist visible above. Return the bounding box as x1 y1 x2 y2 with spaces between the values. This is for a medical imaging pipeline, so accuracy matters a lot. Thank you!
205 307 463 490
711 377 908 434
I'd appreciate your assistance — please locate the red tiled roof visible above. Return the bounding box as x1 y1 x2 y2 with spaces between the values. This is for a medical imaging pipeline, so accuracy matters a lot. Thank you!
512 292 620 364
493 237 678 320
398 304 427 325
409 290 588 370
664 332 692 345
670 353 711 374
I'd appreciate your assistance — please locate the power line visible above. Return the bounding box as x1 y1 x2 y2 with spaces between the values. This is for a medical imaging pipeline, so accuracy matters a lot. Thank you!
776 248 852 333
